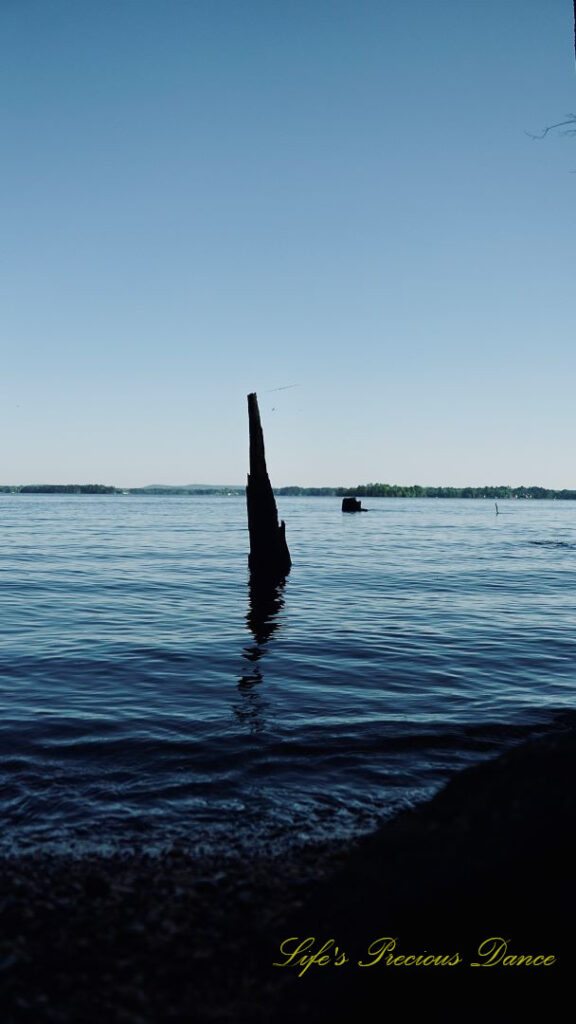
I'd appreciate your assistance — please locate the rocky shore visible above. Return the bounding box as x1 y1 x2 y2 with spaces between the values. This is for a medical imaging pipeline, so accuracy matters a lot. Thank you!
1 721 574 1021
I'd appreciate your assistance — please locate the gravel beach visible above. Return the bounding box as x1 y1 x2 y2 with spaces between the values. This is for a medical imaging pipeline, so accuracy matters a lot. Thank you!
1 721 574 1022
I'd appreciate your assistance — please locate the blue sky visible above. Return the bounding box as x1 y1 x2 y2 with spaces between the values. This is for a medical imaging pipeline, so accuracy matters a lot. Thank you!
1 0 575 487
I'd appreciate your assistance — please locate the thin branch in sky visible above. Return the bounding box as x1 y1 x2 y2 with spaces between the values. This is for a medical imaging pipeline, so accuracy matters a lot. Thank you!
526 114 576 140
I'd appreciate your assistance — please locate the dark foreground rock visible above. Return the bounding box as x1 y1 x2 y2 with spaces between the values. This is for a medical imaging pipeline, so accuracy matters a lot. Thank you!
270 723 576 1018
1 723 575 1021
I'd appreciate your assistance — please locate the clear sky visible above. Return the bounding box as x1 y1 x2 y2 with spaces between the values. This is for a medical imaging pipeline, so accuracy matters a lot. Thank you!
1 0 575 488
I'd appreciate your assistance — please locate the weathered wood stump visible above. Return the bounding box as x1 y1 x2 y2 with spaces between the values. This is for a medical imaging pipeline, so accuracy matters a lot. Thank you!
342 496 364 512
246 393 291 581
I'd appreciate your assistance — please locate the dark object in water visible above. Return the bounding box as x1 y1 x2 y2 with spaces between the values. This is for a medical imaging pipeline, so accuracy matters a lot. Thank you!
246 393 291 581
342 497 364 512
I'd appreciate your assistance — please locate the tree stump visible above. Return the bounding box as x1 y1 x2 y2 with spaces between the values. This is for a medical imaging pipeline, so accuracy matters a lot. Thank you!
342 497 363 512
246 393 291 581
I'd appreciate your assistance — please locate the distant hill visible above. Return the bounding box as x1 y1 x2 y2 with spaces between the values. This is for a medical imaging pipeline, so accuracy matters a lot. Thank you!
126 484 244 494
136 484 242 491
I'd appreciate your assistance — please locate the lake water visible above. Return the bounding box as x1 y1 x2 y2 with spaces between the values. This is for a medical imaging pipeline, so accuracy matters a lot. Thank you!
1 494 575 856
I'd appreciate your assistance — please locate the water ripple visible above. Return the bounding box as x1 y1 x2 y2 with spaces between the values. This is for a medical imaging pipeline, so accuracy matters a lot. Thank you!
1 494 576 854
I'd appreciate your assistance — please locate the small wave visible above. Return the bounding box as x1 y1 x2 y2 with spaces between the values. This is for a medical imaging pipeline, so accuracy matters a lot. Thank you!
529 540 576 550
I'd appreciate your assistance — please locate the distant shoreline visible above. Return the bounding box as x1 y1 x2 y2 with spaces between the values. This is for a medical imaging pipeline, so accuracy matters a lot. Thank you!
2 484 576 499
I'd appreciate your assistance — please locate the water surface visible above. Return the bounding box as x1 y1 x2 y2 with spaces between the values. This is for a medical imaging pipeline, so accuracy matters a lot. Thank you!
1 495 575 855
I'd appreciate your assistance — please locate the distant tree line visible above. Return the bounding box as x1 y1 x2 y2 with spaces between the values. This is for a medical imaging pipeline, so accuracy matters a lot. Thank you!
2 484 119 494
2 483 576 499
275 484 576 500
